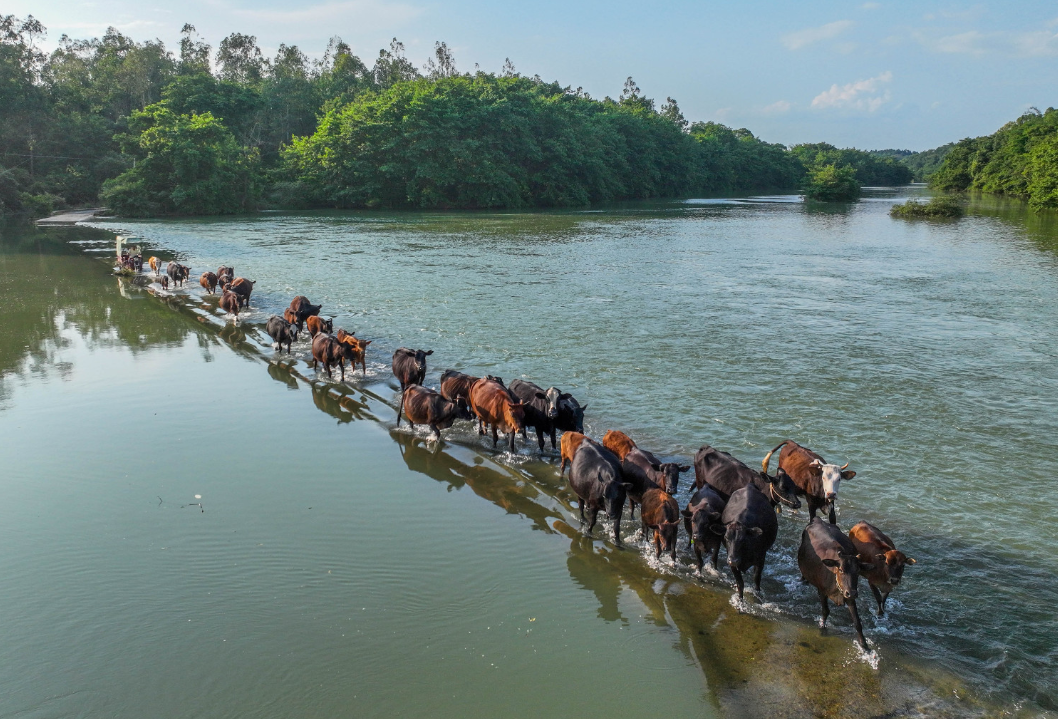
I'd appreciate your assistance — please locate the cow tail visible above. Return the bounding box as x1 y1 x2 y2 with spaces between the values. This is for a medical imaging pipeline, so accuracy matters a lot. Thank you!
762 440 788 474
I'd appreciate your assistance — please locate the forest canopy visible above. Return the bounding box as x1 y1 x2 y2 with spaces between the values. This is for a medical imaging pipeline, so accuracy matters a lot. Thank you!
1 16 912 217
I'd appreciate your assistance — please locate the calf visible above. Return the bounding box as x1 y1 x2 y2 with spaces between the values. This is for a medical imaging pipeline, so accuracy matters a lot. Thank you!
567 441 630 545
336 329 370 375
721 484 779 601
848 521 915 617
606 430 688 496
695 445 801 510
159 276 169 290
392 348 433 392
468 377 525 452
641 488 680 561
200 271 218 294
166 262 190 287
305 315 333 338
219 289 241 318
311 332 359 382
763 440 855 524
398 384 473 440
798 518 873 650
229 278 255 307
288 296 322 329
217 266 234 281
265 315 299 353
683 485 727 571
440 370 479 404
560 431 589 476
148 256 161 274
508 379 554 451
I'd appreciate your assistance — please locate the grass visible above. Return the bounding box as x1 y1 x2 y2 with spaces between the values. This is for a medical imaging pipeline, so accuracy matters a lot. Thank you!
890 195 963 219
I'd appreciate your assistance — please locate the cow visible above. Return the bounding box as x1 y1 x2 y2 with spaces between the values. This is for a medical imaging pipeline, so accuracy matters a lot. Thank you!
694 445 801 511
219 289 241 318
336 329 370 375
798 518 873 650
392 348 433 392
560 431 589 476
217 266 234 281
229 278 255 307
641 488 680 561
604 430 688 496
848 521 916 617
265 315 299 354
288 296 322 329
553 391 586 435
721 483 779 601
148 256 161 274
166 262 190 287
398 384 474 440
305 315 333 338
440 370 479 404
311 332 361 382
508 379 555 451
682 485 727 571
283 308 299 327
567 441 630 545
159 276 169 290
468 377 525 452
199 272 218 294
763 440 855 524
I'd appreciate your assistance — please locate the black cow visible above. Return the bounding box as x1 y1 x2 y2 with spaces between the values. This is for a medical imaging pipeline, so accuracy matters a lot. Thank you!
553 391 586 434
682 485 728 571
265 315 299 353
398 384 474 440
798 518 873 650
508 379 555 451
568 441 630 546
619 452 662 519
166 262 190 287
694 445 801 510
392 348 433 392
721 484 779 600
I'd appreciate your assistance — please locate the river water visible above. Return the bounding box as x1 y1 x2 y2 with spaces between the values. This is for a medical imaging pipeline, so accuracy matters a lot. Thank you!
1 188 1055 717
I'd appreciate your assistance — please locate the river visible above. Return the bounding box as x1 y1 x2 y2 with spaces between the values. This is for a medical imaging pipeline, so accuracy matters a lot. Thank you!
1 187 1055 717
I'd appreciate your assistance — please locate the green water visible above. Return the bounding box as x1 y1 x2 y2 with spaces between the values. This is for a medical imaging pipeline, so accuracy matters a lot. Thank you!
2 188 1056 717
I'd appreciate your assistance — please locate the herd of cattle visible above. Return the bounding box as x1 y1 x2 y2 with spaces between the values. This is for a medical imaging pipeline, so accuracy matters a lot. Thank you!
140 257 916 651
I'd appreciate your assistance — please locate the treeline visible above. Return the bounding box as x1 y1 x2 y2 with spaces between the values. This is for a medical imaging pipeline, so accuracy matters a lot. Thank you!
1 16 911 216
929 107 1058 211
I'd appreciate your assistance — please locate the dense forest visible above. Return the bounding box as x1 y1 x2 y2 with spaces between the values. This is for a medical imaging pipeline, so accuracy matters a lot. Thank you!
1 16 913 216
928 107 1058 211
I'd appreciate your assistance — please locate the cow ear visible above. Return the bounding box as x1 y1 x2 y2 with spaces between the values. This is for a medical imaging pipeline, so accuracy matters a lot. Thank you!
821 558 840 567
678 464 691 473
560 393 572 399
749 527 763 536
841 470 856 480
858 561 876 573
681 508 693 518
906 557 917 565
535 392 547 400
425 350 434 355
650 462 660 470
580 404 588 412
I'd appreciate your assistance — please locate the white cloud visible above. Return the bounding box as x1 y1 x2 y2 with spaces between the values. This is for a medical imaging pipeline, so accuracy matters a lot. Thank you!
1014 30 1058 57
932 30 988 54
782 20 854 50
916 28 1058 57
762 100 791 114
861 2 880 9
811 71 892 112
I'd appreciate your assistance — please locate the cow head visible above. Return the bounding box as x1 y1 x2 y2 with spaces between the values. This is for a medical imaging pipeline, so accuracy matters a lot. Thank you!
558 393 585 432
875 550 915 587
287 322 300 343
655 463 690 494
544 387 562 419
284 308 302 329
410 349 433 377
603 481 633 520
821 551 873 600
724 521 764 568
762 468 802 509
655 518 680 555
485 375 504 385
504 400 526 433
812 460 855 502
683 507 723 545
318 317 334 334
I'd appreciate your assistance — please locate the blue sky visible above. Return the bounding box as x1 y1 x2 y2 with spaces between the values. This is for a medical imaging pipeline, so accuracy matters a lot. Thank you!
10 0 1058 150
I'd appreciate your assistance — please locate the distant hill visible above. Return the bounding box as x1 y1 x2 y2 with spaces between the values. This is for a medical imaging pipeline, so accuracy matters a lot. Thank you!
869 145 955 182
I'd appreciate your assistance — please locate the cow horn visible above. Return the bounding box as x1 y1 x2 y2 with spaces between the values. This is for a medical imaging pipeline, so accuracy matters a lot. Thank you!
840 462 849 470
761 440 787 474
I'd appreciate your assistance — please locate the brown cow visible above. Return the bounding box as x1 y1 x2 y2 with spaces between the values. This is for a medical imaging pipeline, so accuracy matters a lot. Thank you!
602 430 637 461
159 276 169 290
200 271 218 294
604 429 689 496
560 431 589 476
848 521 916 617
219 289 240 318
398 384 473 440
148 256 161 274
336 329 370 375
306 315 333 338
229 278 255 307
468 378 525 452
288 296 322 329
641 488 680 561
763 440 856 524
217 266 234 281
440 370 479 404
283 308 299 327
311 333 361 382
798 518 874 650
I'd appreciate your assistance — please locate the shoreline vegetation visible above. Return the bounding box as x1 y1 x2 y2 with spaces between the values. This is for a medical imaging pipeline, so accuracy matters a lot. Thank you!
2 16 913 217
889 195 963 219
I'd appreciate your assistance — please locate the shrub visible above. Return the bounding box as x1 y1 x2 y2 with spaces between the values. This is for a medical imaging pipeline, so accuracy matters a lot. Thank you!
889 195 963 219
803 164 860 201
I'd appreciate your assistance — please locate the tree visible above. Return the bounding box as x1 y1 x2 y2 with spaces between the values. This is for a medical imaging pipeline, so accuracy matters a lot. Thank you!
178 24 210 75
217 33 265 84
803 164 860 201
372 38 418 89
660 97 687 130
424 41 457 79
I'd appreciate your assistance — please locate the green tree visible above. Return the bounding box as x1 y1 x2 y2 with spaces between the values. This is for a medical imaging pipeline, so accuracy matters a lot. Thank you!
804 164 859 201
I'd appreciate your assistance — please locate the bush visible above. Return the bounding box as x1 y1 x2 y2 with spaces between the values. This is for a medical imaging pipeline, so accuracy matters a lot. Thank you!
17 192 65 217
889 195 963 219
803 164 860 201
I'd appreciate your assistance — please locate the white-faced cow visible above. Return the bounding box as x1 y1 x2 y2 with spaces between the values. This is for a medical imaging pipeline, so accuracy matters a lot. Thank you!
762 440 855 524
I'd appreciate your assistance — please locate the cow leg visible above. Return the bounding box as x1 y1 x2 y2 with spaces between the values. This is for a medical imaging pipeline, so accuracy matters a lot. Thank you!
312 356 318 370
395 394 402 427
730 566 745 600
522 426 528 440
560 458 568 476
586 507 598 536
613 513 622 546
536 427 544 451
684 516 693 549
828 504 837 525
818 590 830 627
492 425 498 447
628 499 637 519
711 544 721 570
753 560 764 594
694 544 704 571
430 424 441 441
847 600 868 650
325 362 333 378
808 502 818 521
577 498 586 524
339 359 345 382
653 530 661 558
870 584 886 616
509 428 516 453
550 428 557 450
